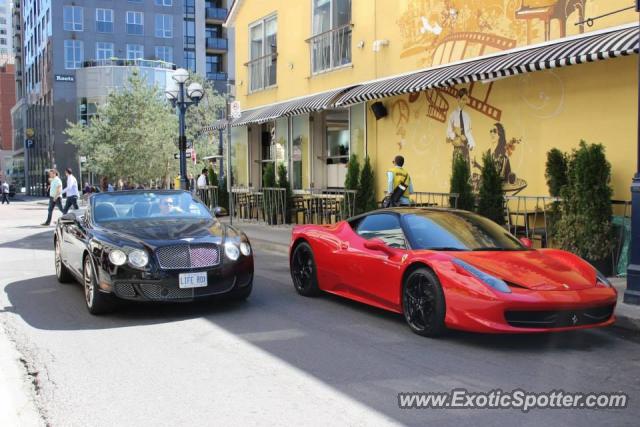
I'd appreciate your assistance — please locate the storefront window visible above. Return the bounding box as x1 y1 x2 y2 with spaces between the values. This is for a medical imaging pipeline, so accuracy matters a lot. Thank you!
231 126 248 187
349 103 365 159
292 115 310 190
325 109 349 188
275 117 289 169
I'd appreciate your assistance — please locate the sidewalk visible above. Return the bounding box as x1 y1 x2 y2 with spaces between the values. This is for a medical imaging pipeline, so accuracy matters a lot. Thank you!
230 220 640 334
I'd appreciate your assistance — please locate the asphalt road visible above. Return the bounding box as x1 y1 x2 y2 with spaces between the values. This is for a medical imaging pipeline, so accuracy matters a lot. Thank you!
1 201 639 426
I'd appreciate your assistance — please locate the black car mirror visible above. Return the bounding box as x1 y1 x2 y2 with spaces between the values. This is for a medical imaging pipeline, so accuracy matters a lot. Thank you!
212 206 228 217
60 213 77 224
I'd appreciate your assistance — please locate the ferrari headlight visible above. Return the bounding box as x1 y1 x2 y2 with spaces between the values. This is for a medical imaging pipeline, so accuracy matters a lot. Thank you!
240 242 251 256
108 249 127 266
595 270 612 287
453 258 511 293
224 242 240 261
128 249 149 268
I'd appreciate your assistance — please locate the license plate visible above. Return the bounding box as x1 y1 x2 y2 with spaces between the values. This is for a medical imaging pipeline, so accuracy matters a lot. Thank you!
179 272 208 288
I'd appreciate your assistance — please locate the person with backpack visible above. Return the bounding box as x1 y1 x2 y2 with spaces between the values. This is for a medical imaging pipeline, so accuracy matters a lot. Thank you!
385 155 414 207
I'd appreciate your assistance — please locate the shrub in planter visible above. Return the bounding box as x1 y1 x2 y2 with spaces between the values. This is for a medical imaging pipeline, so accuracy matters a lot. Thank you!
477 150 505 225
544 148 568 241
262 162 276 188
555 141 613 266
344 154 360 190
356 156 377 214
449 153 474 211
208 165 217 189
277 163 293 224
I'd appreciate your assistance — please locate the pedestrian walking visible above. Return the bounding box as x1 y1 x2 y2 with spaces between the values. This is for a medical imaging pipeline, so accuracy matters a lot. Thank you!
385 155 414 207
197 168 208 189
1 181 9 205
41 169 64 226
62 168 79 214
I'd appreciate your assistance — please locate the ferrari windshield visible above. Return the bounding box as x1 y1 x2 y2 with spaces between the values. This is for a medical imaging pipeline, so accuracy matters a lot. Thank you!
91 191 213 224
403 211 525 251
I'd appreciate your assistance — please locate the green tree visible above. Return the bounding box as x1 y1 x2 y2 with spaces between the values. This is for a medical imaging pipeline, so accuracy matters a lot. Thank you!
218 175 229 210
65 72 177 187
356 156 377 214
449 154 474 211
477 150 505 225
208 163 218 189
344 154 360 190
262 162 276 188
556 141 613 261
545 148 568 241
277 163 293 223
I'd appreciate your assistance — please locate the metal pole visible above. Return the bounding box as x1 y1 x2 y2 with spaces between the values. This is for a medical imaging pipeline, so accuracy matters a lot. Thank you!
226 81 234 225
178 81 188 191
624 3 640 304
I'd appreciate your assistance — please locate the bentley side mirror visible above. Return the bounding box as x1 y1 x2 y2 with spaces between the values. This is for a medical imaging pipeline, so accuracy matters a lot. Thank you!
60 213 77 225
212 206 228 217
519 237 533 248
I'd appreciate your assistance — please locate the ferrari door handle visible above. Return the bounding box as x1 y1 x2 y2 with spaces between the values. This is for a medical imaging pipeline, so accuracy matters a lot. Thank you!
340 242 349 249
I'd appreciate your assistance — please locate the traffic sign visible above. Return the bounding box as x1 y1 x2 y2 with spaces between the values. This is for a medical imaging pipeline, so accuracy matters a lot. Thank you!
25 139 34 149
230 101 241 119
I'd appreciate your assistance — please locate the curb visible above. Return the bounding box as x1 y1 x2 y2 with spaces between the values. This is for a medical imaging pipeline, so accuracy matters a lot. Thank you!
614 304 640 333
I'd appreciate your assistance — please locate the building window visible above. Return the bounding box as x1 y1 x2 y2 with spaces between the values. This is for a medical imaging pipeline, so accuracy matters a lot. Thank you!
96 42 114 60
64 39 83 69
126 44 144 60
184 50 195 71
310 0 351 74
96 9 113 33
184 19 195 48
248 15 277 93
155 0 173 6
63 6 83 31
126 11 144 35
155 46 173 63
184 0 195 15
155 14 173 38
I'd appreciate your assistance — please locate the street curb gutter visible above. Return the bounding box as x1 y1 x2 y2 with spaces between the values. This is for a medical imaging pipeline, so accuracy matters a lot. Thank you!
0 327 43 426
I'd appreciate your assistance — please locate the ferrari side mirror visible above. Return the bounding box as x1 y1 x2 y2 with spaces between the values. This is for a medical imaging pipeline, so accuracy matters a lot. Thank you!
364 238 393 255
519 237 533 249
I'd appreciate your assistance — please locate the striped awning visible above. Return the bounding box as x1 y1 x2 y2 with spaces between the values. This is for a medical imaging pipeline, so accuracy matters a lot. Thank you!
336 25 638 106
201 87 354 132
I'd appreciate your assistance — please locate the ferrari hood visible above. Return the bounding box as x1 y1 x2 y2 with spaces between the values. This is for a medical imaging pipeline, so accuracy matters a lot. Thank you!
451 250 595 291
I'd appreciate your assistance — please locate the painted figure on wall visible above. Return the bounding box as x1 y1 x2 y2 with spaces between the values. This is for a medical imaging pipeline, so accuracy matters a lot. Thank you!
446 88 476 170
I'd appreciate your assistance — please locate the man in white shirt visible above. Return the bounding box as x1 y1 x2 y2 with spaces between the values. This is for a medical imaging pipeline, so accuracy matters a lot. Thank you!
196 168 209 189
41 169 64 226
446 88 476 170
62 168 80 214
1 181 9 205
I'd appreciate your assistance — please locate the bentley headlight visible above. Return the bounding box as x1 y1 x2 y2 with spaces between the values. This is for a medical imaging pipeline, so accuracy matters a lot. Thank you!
109 249 127 266
453 258 511 293
128 249 149 268
240 242 251 257
224 242 240 261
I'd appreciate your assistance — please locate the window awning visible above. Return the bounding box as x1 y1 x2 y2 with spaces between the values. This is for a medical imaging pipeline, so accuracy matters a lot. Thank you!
335 25 638 107
201 86 355 132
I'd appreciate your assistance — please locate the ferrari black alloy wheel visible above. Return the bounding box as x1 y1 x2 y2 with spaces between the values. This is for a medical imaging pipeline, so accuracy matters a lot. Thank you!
83 257 114 315
291 242 320 297
402 267 446 337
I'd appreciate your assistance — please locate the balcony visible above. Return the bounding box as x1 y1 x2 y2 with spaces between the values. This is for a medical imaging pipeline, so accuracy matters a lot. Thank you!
206 37 228 51
245 52 277 93
307 23 353 75
205 7 228 22
206 71 227 81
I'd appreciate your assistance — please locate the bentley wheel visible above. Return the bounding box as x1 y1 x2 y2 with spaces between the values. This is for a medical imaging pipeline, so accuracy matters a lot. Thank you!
83 256 114 315
402 267 446 337
290 242 320 297
55 239 73 283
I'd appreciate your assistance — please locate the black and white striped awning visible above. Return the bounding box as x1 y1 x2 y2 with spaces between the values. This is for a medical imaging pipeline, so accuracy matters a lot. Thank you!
336 25 638 106
201 87 354 132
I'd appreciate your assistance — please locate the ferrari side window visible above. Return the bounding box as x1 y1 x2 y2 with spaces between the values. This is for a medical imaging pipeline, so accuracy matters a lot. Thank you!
356 214 406 249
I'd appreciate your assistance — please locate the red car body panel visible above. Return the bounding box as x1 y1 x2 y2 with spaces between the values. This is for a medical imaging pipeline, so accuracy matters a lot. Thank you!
290 220 617 334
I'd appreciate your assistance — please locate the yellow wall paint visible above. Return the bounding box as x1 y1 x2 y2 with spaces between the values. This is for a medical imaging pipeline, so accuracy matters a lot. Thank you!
232 0 637 110
371 55 638 200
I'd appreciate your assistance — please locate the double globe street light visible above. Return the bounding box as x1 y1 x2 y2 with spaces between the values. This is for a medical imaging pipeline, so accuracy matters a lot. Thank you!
165 68 205 190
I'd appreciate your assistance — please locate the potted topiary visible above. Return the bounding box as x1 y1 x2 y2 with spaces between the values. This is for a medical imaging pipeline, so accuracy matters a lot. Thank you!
344 154 360 190
449 153 474 211
544 148 568 243
356 156 377 214
555 141 613 274
277 163 293 224
476 150 505 225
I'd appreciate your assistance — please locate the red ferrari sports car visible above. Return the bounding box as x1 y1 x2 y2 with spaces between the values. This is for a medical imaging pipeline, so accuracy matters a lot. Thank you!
289 208 617 337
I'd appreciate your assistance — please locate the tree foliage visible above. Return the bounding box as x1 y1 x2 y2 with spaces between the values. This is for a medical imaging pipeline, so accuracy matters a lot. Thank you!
477 150 505 225
356 156 377 214
262 162 276 188
449 154 474 211
545 148 568 197
277 163 293 223
65 72 177 186
344 154 360 190
556 141 613 260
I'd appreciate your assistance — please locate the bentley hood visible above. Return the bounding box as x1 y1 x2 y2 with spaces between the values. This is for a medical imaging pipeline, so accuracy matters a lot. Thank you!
451 250 596 291
97 219 226 248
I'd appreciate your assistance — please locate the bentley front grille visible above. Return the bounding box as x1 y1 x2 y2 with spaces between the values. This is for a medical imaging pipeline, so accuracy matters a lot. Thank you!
139 283 194 300
155 244 220 270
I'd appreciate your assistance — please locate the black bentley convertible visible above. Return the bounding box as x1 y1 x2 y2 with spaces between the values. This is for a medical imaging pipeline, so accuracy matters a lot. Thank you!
54 190 254 314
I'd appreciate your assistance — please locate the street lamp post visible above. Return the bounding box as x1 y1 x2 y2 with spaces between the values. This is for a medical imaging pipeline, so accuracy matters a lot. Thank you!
624 1 640 304
165 68 204 190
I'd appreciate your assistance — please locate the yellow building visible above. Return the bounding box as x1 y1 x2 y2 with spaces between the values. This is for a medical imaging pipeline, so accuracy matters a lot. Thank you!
221 0 638 201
